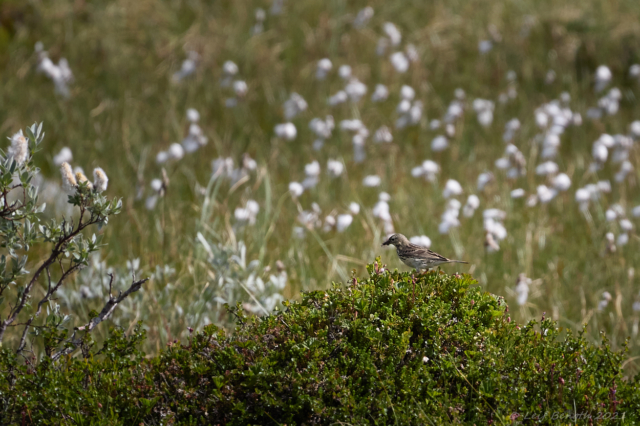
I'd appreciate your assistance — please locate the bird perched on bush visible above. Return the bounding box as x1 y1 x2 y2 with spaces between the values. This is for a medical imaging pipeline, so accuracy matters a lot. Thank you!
382 233 468 271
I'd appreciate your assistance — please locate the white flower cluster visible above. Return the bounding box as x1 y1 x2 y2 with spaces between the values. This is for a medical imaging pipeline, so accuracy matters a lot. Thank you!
302 160 321 189
495 144 526 179
220 61 248 107
604 204 633 247
211 154 257 184
309 115 335 150
574 181 611 211
411 160 439 182
284 92 308 119
274 122 297 140
373 192 394 235
439 198 461 234
598 290 612 311
327 159 344 177
294 201 356 235
7 131 28 166
156 109 207 163
409 235 431 248
59 162 108 194
252 8 266 35
172 50 199 82
322 208 356 233
35 42 74 97
53 147 73 166
514 273 532 306
589 133 634 178
372 21 417 73
594 65 612 93
234 200 260 225
395 85 422 129
373 126 393 143
483 209 507 252
316 58 332 80
472 98 495 127
371 84 389 102
352 6 374 28
502 118 521 143
326 67 369 105
477 171 494 191
340 119 370 163
242 260 288 315
462 194 480 218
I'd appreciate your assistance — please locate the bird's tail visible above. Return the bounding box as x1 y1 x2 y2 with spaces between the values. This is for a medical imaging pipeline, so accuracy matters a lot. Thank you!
448 260 468 264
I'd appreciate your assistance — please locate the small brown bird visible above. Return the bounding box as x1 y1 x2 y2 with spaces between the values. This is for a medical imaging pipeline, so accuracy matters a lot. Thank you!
382 233 468 271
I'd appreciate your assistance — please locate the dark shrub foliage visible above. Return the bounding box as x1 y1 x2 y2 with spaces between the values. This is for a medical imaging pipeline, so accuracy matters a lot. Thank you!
1 260 639 424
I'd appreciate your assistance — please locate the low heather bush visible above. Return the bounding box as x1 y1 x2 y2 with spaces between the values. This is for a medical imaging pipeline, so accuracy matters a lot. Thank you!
1 259 639 424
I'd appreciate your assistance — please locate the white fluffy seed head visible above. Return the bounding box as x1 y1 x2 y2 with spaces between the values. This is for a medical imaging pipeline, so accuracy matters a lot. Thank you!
304 160 320 177
390 51 409 73
465 194 480 210
431 135 449 152
316 58 332 77
93 167 109 193
60 162 77 193
150 178 163 192
336 214 353 232
362 175 381 187
409 235 432 248
186 108 200 122
223 60 238 76
274 123 297 140
76 171 93 190
511 188 525 199
327 159 344 177
552 173 571 191
289 182 304 197
477 171 494 191
443 179 462 198
371 84 389 102
168 143 184 160
629 120 640 138
400 85 415 100
246 200 260 216
595 65 612 83
233 80 248 97
338 65 352 80
53 147 73 166
8 132 28 166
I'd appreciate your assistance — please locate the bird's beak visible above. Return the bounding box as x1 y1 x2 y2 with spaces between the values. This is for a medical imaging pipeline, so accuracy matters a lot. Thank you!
381 239 390 246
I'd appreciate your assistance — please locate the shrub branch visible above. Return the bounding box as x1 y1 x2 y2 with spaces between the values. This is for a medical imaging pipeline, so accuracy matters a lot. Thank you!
50 275 148 361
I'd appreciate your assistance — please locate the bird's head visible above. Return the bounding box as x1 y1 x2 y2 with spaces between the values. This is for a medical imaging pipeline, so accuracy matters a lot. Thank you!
382 233 408 248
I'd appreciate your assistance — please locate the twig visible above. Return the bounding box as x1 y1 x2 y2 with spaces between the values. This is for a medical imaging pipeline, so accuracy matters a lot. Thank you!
77 276 148 333
16 264 82 355
107 273 114 298
51 276 148 361
0 212 102 342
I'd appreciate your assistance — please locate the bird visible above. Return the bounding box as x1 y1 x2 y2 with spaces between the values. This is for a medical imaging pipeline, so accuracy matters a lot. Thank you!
382 233 468 271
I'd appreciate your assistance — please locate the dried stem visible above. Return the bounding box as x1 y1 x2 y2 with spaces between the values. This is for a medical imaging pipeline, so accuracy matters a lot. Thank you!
51 276 148 361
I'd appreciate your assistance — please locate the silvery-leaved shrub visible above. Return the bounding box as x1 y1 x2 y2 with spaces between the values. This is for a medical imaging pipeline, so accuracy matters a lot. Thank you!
0 123 146 358
191 172 289 330
197 234 287 320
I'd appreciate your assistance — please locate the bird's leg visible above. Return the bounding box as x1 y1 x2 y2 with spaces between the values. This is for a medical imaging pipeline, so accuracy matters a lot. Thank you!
411 273 416 304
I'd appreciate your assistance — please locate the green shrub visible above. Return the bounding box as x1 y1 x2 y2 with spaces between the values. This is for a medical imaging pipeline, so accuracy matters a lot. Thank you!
2 260 639 424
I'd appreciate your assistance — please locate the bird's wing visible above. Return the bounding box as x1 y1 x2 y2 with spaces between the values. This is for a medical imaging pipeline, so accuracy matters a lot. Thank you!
405 243 451 261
